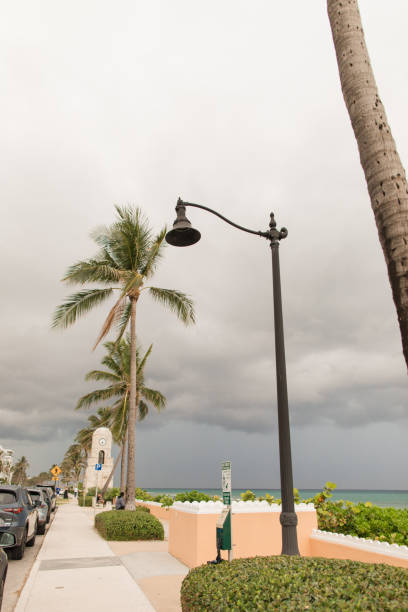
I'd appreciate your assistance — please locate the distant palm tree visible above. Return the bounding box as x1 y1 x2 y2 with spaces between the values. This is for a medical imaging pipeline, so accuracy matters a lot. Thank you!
53 206 195 507
77 337 165 495
61 444 86 488
12 456 29 485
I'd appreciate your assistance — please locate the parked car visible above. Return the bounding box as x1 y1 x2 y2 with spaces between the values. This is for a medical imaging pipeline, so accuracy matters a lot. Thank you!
0 529 15 610
36 487 52 522
0 487 38 560
27 488 48 535
37 485 56 513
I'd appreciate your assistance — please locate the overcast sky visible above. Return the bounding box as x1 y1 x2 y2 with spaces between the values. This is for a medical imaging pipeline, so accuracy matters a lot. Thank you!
1 1 407 490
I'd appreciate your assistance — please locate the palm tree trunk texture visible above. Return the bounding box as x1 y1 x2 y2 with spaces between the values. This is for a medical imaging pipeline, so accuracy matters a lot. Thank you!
120 434 127 493
101 446 123 495
328 0 408 369
125 296 137 509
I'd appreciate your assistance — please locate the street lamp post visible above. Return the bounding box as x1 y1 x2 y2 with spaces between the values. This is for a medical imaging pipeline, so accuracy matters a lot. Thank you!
166 198 299 556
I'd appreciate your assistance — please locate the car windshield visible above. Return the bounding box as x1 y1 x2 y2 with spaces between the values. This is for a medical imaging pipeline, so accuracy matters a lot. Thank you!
0 491 17 504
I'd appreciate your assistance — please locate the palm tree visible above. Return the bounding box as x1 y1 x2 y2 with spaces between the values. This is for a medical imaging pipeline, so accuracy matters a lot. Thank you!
12 456 29 485
61 444 86 488
53 206 195 508
327 0 408 369
76 337 166 496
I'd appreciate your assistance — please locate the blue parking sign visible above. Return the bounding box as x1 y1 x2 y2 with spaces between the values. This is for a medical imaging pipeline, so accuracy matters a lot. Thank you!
95 463 102 471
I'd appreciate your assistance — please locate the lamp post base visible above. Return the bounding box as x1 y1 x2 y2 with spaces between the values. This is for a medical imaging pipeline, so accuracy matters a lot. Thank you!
280 511 300 556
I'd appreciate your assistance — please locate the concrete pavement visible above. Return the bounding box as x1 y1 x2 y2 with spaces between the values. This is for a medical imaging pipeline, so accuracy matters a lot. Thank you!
15 500 188 611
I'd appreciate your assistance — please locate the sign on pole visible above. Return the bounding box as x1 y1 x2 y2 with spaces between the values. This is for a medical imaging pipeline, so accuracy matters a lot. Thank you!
221 461 231 505
50 465 61 476
95 464 102 471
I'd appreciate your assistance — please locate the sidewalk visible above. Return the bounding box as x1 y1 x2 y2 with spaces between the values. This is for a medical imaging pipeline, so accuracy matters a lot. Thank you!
15 501 188 612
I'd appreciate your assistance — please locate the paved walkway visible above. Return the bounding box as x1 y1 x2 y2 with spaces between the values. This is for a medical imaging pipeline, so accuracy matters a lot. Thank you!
15 501 188 612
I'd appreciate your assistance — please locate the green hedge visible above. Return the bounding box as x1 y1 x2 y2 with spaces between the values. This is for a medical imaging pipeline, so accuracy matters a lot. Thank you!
94 510 164 541
181 556 408 611
78 496 93 507
317 502 408 546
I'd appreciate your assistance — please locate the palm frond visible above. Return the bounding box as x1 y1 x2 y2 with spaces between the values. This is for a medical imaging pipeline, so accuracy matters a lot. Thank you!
137 344 153 375
93 294 127 350
85 370 121 383
147 287 196 325
113 300 131 346
62 259 121 285
141 227 167 279
52 288 114 329
110 206 153 271
138 400 149 421
76 385 123 410
141 387 166 410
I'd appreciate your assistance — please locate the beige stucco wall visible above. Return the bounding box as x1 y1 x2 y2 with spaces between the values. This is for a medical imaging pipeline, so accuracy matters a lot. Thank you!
135 500 171 521
310 533 408 569
137 501 408 571
168 503 317 568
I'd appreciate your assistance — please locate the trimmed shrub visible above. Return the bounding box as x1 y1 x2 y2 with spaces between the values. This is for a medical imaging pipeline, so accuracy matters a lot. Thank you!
78 496 93 507
95 510 164 541
181 556 408 611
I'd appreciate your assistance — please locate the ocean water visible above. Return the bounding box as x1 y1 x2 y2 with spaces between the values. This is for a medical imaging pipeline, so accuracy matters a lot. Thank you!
145 488 408 509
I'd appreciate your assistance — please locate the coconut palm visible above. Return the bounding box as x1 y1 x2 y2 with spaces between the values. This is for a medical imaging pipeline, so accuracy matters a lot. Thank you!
12 456 29 485
53 206 195 507
61 444 86 487
327 0 408 369
77 337 165 495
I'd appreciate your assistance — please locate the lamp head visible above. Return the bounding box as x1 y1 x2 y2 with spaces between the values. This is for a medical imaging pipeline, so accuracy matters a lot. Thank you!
165 198 201 247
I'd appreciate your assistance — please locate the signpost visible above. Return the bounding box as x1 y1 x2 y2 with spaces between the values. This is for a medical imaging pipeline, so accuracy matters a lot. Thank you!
50 465 61 489
221 461 232 561
95 463 102 506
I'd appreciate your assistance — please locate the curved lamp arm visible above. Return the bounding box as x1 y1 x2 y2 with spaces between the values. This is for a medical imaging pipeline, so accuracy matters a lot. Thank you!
178 198 269 239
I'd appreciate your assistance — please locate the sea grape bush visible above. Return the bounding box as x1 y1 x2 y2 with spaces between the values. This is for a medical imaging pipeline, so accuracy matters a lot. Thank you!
237 482 408 546
181 556 408 611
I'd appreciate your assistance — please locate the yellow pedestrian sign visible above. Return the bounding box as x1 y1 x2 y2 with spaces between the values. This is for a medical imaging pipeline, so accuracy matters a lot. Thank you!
51 476 59 481
50 465 61 476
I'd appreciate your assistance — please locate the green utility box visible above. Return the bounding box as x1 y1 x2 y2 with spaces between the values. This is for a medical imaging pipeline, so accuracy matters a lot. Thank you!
216 508 231 550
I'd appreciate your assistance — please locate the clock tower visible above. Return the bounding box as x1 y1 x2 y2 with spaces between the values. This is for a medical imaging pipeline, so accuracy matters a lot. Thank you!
83 427 114 493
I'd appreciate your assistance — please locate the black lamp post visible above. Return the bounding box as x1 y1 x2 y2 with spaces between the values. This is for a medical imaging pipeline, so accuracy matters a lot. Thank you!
166 198 299 556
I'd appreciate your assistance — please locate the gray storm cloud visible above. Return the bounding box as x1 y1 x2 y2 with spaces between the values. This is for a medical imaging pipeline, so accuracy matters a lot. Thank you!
0 1 407 486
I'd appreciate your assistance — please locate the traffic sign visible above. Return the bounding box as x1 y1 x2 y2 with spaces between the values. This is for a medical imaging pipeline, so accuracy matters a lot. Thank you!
51 476 59 481
95 464 102 471
51 465 61 476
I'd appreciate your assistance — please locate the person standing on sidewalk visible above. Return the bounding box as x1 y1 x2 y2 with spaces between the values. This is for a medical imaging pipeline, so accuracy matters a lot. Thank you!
115 492 125 510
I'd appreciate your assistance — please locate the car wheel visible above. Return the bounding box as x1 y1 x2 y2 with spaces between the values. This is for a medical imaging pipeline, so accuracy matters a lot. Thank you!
26 523 37 547
11 529 27 560
37 522 46 535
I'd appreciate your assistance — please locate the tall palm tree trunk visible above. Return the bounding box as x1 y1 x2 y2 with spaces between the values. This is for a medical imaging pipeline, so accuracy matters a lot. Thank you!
101 446 123 495
120 433 127 492
125 296 137 509
328 0 408 369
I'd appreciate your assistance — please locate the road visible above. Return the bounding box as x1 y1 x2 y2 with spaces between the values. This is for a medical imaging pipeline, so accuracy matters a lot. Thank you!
2 511 56 612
